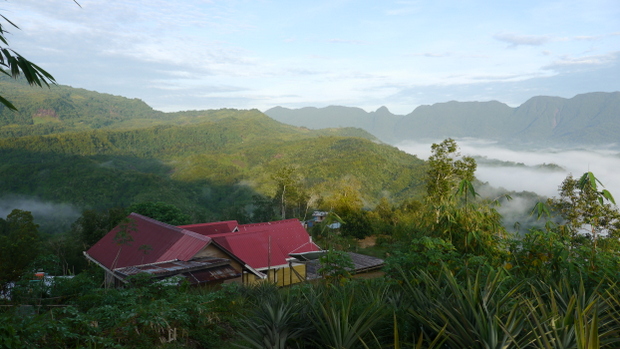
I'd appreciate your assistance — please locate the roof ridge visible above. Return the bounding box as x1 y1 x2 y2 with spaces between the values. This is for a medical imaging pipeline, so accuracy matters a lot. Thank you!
129 212 186 232
289 241 322 254
180 220 238 228
209 227 273 237
179 229 213 242
128 213 212 242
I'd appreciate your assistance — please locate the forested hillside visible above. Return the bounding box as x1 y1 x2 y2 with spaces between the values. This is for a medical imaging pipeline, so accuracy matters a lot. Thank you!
265 91 620 146
0 80 426 229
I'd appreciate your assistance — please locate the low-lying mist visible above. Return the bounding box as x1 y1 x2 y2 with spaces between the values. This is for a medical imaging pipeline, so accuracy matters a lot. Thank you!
0 196 81 234
398 139 620 232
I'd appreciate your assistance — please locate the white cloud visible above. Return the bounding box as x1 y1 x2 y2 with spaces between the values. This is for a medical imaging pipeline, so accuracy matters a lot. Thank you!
543 52 619 71
0 0 618 114
494 33 551 47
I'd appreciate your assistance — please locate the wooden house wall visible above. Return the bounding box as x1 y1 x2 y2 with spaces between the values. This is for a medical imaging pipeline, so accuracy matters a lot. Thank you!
242 263 306 287
193 245 308 287
194 244 243 271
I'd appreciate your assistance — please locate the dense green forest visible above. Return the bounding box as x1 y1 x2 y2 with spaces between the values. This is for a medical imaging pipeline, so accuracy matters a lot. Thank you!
2 137 620 348
2 79 620 348
0 78 427 231
0 115 425 223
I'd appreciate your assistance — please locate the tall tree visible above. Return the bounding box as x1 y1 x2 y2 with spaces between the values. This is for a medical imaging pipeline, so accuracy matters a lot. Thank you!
426 138 476 203
401 139 507 259
425 138 477 228
318 177 373 238
549 172 620 268
71 207 127 248
0 209 41 287
272 166 310 220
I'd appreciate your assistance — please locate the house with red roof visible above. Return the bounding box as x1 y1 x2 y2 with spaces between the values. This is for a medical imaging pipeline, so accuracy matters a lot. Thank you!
85 213 322 287
180 218 323 286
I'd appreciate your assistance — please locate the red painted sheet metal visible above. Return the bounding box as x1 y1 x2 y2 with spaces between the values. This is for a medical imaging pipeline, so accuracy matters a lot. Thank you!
207 219 321 269
159 229 212 262
86 213 211 269
178 220 238 235
290 241 322 254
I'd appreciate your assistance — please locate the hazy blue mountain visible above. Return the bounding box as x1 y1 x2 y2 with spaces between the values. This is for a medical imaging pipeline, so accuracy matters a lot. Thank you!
266 105 401 142
265 92 620 147
393 101 513 141
510 92 620 145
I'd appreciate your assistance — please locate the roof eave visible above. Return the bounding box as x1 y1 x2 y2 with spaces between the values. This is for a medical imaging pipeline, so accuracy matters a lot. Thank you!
83 251 128 284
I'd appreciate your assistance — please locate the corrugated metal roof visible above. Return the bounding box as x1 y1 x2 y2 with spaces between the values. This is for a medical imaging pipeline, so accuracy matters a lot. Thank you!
88 215 320 275
306 252 385 280
115 258 230 276
195 219 321 269
114 258 240 284
348 252 385 272
86 213 212 269
184 266 240 285
178 220 238 235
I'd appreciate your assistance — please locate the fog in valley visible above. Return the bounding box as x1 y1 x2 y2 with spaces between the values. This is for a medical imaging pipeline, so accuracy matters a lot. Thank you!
398 139 620 232
0 196 80 234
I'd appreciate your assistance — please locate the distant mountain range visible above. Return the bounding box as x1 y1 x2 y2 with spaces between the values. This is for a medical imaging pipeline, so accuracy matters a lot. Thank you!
265 92 620 147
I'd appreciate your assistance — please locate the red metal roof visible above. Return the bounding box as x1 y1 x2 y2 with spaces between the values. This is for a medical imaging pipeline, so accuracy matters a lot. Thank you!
186 219 321 269
178 220 238 235
86 213 212 270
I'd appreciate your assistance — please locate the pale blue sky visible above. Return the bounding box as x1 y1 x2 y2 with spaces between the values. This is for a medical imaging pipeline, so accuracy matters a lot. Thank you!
3 0 619 114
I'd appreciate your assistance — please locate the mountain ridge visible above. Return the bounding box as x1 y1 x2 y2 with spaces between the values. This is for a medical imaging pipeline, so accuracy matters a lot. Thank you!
265 91 620 147
0 80 426 221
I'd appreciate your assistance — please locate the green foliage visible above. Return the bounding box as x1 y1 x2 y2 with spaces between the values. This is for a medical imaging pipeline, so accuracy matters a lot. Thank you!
539 172 620 272
0 209 40 287
318 249 355 280
382 139 508 278
0 99 427 226
339 209 373 239
384 237 460 277
400 268 530 349
0 13 58 111
426 138 476 203
128 201 191 225
236 294 310 349
270 166 310 220
250 195 277 223
3 276 244 348
4 261 620 348
306 285 386 349
72 207 127 247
